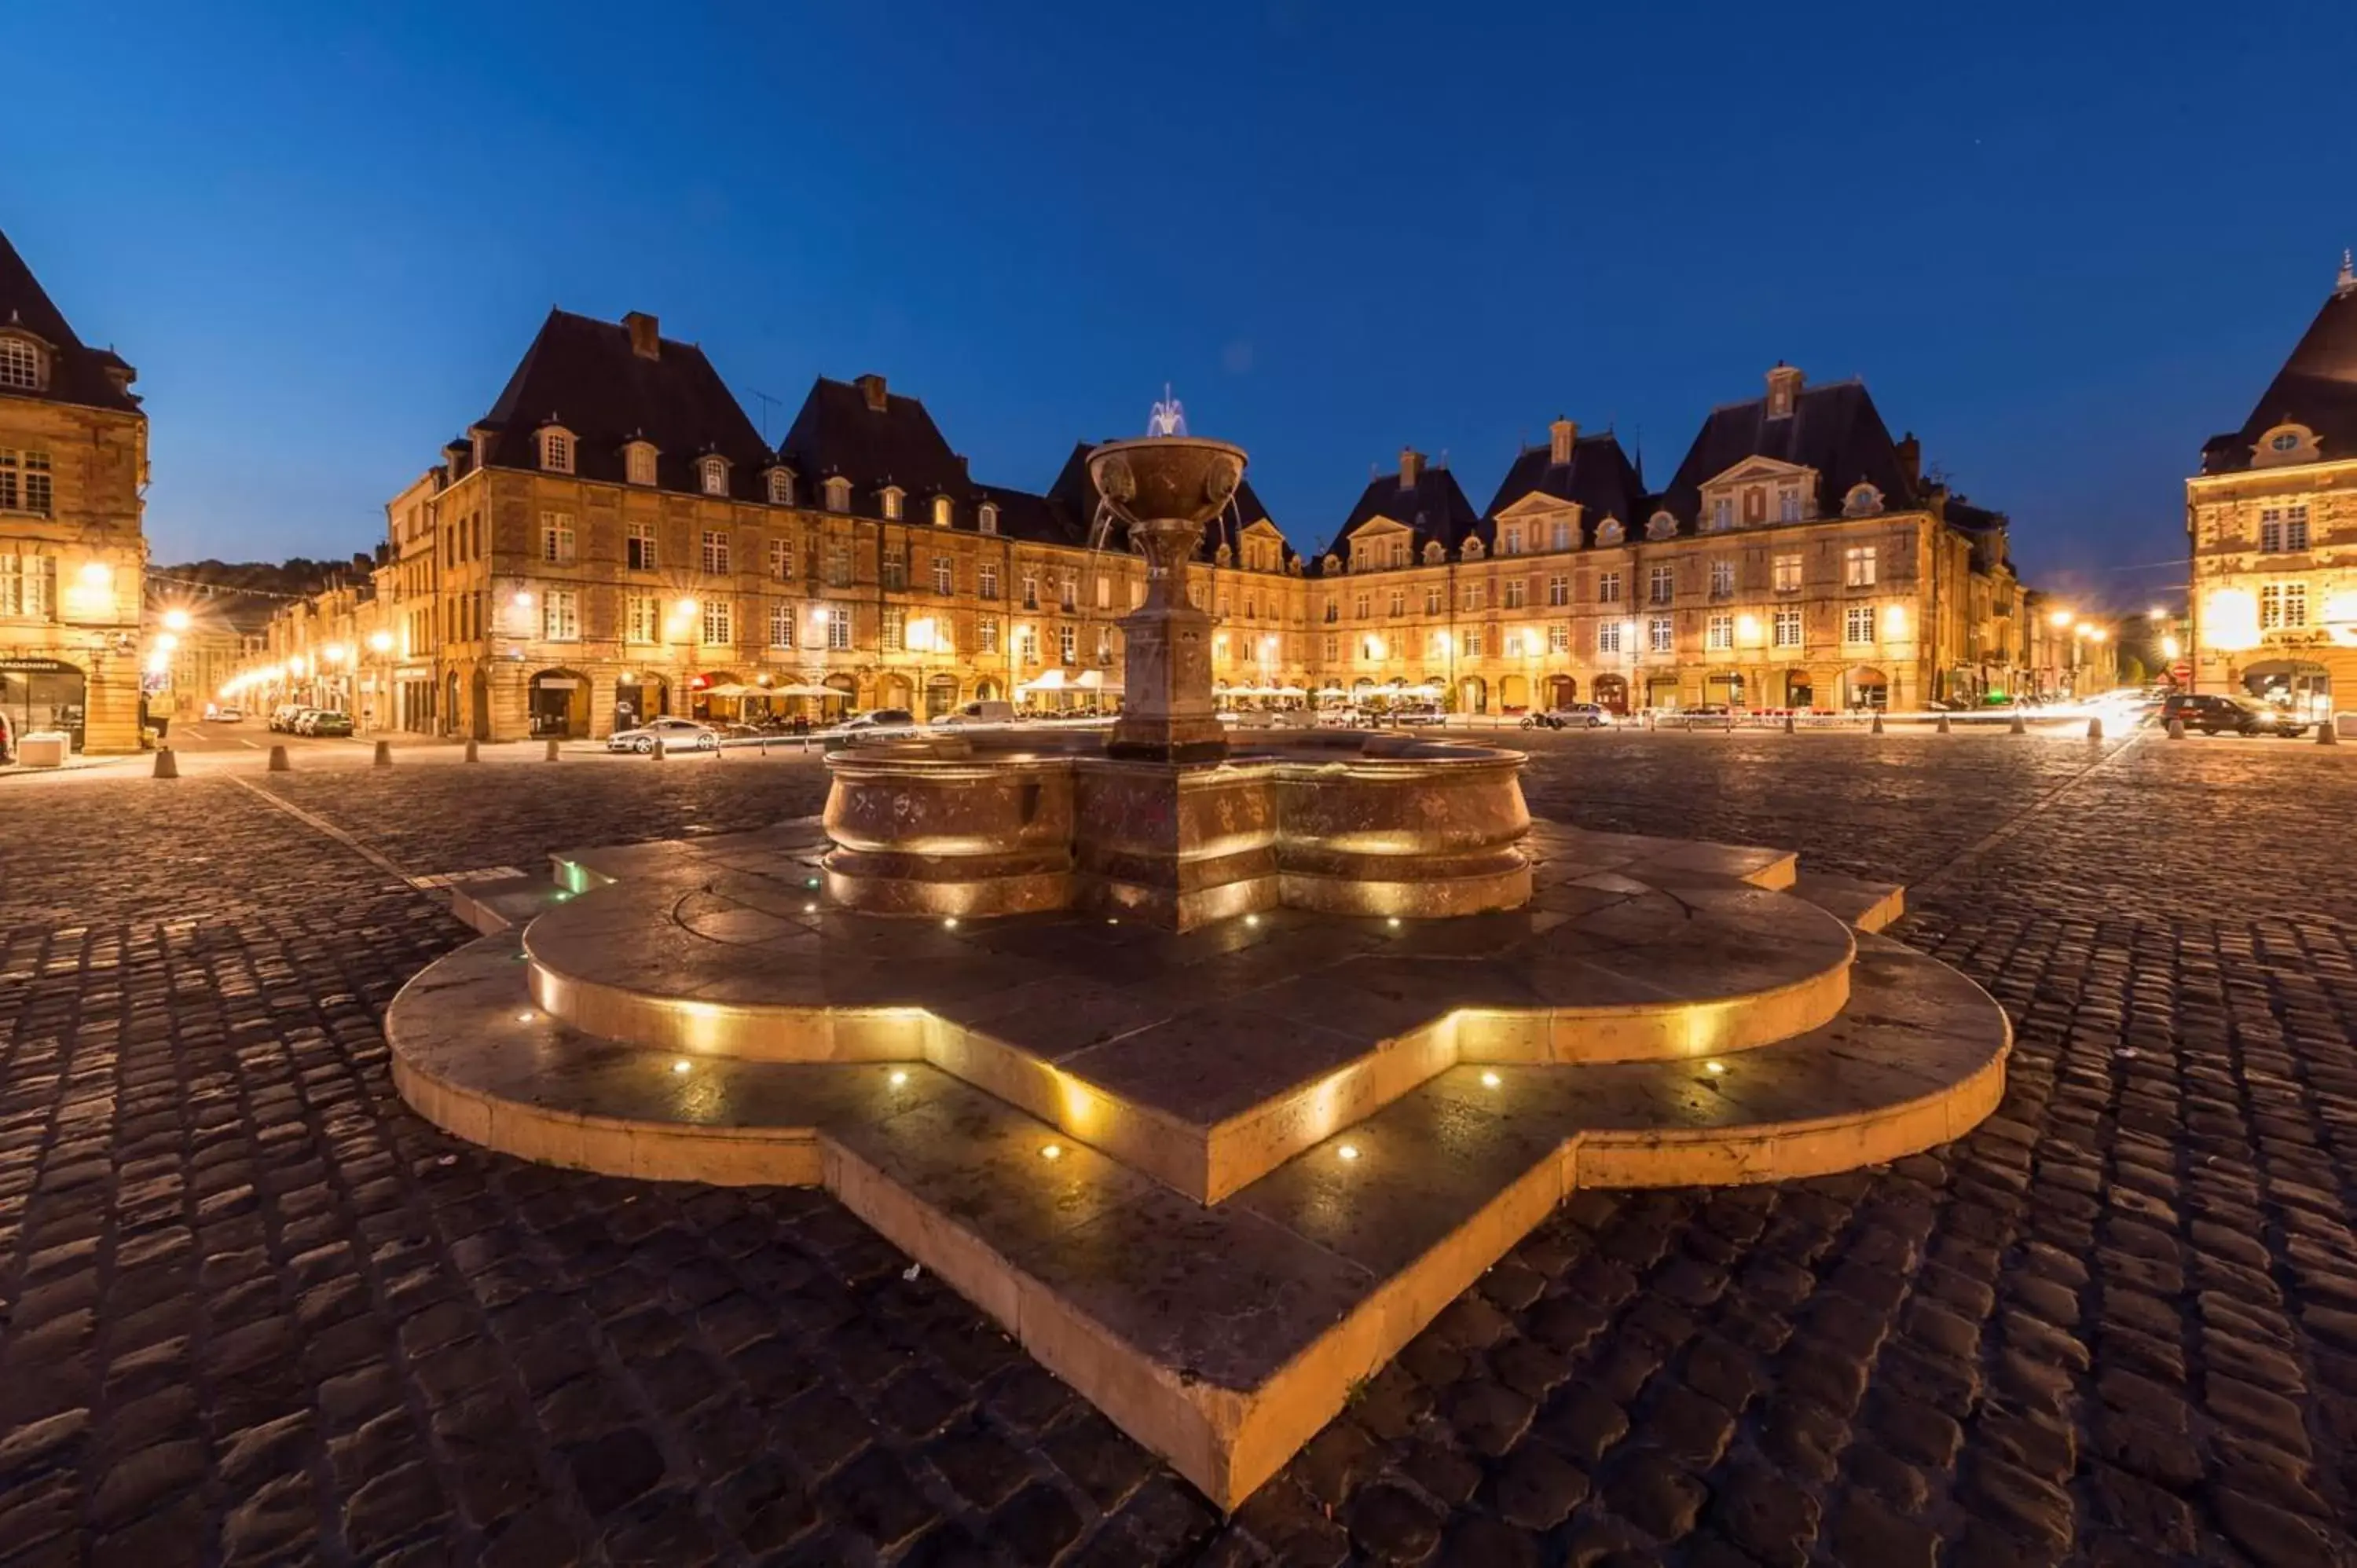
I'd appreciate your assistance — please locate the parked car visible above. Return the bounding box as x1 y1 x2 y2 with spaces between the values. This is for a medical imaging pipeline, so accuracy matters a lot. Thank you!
214 705 244 723
607 716 720 753
269 703 307 732
1393 705 1445 726
1523 704 1611 731
2158 693 2309 738
837 708 917 733
934 699 1016 727
303 711 354 738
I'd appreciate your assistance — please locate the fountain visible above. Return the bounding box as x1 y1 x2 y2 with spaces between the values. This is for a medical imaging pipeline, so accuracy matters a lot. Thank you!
823 424 1532 929
384 405 2012 1512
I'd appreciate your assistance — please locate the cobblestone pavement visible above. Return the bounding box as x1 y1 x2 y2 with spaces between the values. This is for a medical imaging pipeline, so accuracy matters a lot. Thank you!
5 731 2356 1565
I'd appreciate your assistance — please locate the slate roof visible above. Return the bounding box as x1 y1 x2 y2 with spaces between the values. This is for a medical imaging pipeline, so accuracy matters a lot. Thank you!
1483 432 1648 546
474 310 771 495
1041 441 1292 566
775 376 975 518
2200 268 2357 474
1318 462 1483 566
1654 379 1919 529
0 226 141 413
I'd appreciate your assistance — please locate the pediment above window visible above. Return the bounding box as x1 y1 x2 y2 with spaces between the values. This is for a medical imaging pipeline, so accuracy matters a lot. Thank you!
1644 514 1677 540
1843 483 1884 516
2253 423 2322 468
1595 518 1627 547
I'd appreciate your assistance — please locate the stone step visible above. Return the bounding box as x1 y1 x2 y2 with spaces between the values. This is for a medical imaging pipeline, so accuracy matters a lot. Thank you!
449 874 575 936
387 925 2007 1513
1788 869 1907 933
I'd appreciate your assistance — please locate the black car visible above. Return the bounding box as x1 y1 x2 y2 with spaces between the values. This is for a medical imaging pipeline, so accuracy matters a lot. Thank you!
2159 693 2309 738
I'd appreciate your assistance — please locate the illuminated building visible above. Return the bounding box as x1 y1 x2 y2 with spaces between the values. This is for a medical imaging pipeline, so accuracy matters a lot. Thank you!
2187 251 2357 720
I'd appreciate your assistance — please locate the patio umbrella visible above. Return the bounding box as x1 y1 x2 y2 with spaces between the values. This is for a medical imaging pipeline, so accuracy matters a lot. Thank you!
702 683 757 698
776 683 838 698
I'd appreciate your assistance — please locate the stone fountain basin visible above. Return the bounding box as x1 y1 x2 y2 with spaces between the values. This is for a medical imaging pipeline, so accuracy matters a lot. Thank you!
821 730 1532 925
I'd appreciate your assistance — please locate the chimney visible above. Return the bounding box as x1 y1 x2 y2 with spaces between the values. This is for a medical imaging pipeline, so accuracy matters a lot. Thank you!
624 312 661 359
2338 248 2355 298
1895 431 1922 489
856 373 889 412
1766 362 1803 419
1548 416 1578 466
442 440 467 485
1399 447 1424 488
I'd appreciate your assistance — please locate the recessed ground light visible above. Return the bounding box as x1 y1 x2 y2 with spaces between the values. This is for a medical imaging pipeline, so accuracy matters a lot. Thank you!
805 903 818 914
1480 1070 1501 1088
1387 917 1402 928
889 1069 909 1087
1040 1143 1064 1160
944 917 959 929
1244 914 1261 928
1337 1143 1361 1161
1705 1060 1726 1075
516 1011 534 1023
671 1059 691 1074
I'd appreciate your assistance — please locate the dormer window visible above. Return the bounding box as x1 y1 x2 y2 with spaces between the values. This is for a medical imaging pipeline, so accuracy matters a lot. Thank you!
625 443 657 486
882 486 904 522
1710 497 1732 531
1596 518 1627 547
931 495 952 527
1501 524 1523 555
824 476 851 512
1462 537 1486 561
1843 483 1883 517
2272 431 2300 452
539 428 574 474
698 456 729 496
0 336 44 391
1645 515 1677 541
767 467 795 506
2255 423 2320 467
1777 487 1802 523
979 502 999 535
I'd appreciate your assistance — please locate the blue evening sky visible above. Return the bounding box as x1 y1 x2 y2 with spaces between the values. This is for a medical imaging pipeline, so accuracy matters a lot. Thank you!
13 1 2355 609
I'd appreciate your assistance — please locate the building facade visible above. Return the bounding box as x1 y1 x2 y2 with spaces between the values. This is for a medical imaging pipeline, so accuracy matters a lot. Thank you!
2188 254 2357 720
232 311 2037 734
0 229 147 753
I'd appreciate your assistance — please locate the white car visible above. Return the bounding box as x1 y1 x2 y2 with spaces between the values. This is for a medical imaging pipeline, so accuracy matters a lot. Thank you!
607 716 718 753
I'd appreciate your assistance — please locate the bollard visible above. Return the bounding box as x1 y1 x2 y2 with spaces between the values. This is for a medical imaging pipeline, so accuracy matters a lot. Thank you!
1937 713 1952 735
2009 711 2027 735
373 739 393 768
1870 711 1884 735
268 744 291 771
1783 712 1796 735
2087 716 2103 742
2168 718 2186 739
152 746 178 779
464 738 479 763
2319 717 2341 746
651 738 665 761
545 738 560 761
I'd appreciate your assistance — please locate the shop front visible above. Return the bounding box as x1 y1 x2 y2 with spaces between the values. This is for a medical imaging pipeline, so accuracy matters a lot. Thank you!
0 658 89 752
529 669 591 738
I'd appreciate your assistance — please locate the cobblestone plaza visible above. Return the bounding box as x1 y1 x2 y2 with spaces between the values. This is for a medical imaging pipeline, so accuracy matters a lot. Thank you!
5 731 2355 1566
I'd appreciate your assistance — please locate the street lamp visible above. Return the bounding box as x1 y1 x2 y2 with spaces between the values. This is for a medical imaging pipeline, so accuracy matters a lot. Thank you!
162 607 192 632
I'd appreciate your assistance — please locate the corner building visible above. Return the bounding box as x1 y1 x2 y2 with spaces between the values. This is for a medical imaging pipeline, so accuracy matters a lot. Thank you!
0 229 146 752
2187 255 2357 717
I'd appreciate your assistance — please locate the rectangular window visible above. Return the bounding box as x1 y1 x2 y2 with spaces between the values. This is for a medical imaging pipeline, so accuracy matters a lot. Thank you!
1547 574 1569 606
1096 626 1113 664
1845 605 1875 644
1712 497 1733 531
1059 623 1077 664
1505 579 1527 610
1060 577 1077 612
827 606 852 650
1773 607 1802 647
2260 583 2309 628
1648 615 1673 653
1425 586 1444 615
2260 506 2312 551
1096 576 1111 610
1845 545 1878 587
1501 524 1522 555
1549 622 1569 653
882 548 907 592
1773 555 1802 593
1017 625 1039 665
1464 632 1483 657
977 614 999 654
1023 574 1040 610
1323 632 1339 661
1707 613 1733 650
625 522 657 572
701 530 731 574
823 543 852 588
1503 631 1523 658
702 599 733 645
1463 583 1486 612
1709 559 1734 598
1648 566 1673 605
770 537 794 580
0 555 57 618
932 555 953 595
1550 521 1573 551
882 607 905 651
1388 588 1406 617
768 601 796 648
1598 571 1621 604
625 595 660 643
1779 489 1802 523
1597 621 1624 654
540 511 576 564
1354 592 1371 619
541 589 580 641
979 562 999 599
0 449 53 515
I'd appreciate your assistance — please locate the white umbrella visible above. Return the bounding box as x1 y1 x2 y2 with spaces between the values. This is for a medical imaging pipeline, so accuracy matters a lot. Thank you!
1277 684 1308 697
703 682 757 698
776 683 838 698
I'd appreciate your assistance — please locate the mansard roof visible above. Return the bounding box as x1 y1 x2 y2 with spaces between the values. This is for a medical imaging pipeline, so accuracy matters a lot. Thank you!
776 375 975 516
2201 261 2357 474
473 309 769 493
1323 461 1483 563
1483 431 1648 545
0 226 141 412
1655 376 1919 528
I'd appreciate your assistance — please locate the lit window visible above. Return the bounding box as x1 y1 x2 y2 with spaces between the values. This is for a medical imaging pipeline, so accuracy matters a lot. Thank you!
933 495 951 527
541 589 580 641
1709 559 1734 597
882 608 905 651
1648 615 1673 653
1096 576 1111 610
1845 545 1877 587
827 606 852 650
768 601 796 648
702 599 733 644
1324 632 1339 661
1845 605 1875 645
626 522 658 572
1707 614 1733 651
0 339 40 390
979 562 999 600
701 530 731 574
625 595 660 643
1597 621 1623 654
1772 555 1802 593
1017 625 1039 665
882 488 904 521
1773 607 1802 647
1598 572 1621 604
540 430 572 473
1059 623 1077 664
1096 626 1113 664
1389 589 1406 617
1463 582 1485 612
540 511 576 564
2260 583 2309 628
932 555 953 595
1548 622 1568 653
0 555 58 618
977 614 999 654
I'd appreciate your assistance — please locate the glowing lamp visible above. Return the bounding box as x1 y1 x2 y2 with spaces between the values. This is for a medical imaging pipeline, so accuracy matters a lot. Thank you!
368 631 394 654
2048 609 2074 628
154 632 178 654
162 607 192 632
676 598 699 617
79 561 112 589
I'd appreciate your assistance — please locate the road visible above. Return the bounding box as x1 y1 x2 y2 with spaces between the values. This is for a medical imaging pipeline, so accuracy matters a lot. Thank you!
1 730 2354 1563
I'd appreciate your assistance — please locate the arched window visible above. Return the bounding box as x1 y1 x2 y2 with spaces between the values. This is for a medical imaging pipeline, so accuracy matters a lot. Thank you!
882 487 904 521
824 476 852 512
768 467 794 505
539 429 573 474
699 456 728 496
979 502 999 534
0 337 42 390
625 444 656 485
932 495 952 527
